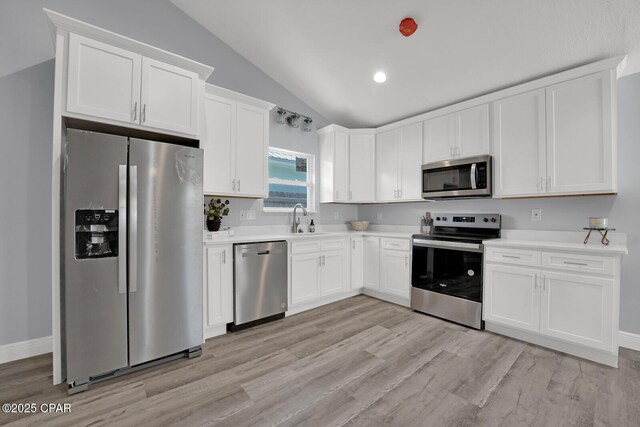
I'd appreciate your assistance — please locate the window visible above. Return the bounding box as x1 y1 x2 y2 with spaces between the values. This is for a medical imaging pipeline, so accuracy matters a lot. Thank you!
263 147 315 211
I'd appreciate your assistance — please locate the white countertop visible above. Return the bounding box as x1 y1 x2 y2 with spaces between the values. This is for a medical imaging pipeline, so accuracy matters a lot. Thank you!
483 230 628 255
203 225 414 245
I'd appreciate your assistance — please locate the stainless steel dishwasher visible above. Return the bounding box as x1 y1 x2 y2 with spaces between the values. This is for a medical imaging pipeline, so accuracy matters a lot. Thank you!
232 241 288 330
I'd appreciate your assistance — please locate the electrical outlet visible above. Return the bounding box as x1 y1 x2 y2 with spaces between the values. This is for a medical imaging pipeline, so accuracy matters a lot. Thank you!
377 212 383 221
239 210 246 221
334 211 340 220
246 210 256 220
531 209 542 221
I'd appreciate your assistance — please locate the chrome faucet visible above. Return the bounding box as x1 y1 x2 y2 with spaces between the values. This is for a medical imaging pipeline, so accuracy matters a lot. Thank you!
292 203 308 233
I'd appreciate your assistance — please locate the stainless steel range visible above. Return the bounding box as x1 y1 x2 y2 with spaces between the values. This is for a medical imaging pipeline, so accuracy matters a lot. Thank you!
411 213 501 329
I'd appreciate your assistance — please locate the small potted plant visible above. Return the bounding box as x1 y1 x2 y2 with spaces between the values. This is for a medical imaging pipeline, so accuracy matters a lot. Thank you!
204 198 230 232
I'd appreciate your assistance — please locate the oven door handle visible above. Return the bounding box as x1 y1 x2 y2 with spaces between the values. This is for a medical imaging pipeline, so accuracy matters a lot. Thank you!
413 240 483 253
470 163 477 190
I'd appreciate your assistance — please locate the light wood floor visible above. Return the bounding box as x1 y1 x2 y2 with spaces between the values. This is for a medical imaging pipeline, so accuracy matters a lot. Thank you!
1 295 639 426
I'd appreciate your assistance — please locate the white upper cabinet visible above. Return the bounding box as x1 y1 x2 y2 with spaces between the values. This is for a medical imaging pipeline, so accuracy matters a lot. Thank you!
65 33 209 137
492 89 547 197
201 85 273 198
235 102 269 196
376 123 422 201
333 131 350 202
349 133 376 202
546 71 615 195
423 114 454 163
423 104 489 163
139 57 199 135
318 127 352 203
375 128 400 202
67 34 141 124
456 104 490 158
202 94 235 195
493 70 616 198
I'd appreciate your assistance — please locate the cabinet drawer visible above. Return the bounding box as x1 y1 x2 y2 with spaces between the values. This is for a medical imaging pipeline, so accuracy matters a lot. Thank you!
381 238 410 252
485 247 541 267
291 240 322 255
542 252 615 276
322 238 346 251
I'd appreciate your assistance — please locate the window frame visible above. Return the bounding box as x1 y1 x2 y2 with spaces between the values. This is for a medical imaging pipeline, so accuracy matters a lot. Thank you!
263 147 316 213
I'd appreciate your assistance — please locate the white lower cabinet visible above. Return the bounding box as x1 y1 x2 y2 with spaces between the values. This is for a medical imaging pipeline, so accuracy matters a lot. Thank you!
289 237 350 309
363 237 411 305
484 264 541 332
363 236 380 291
350 237 364 290
541 271 614 351
203 245 233 338
484 245 620 366
290 252 322 305
380 248 411 299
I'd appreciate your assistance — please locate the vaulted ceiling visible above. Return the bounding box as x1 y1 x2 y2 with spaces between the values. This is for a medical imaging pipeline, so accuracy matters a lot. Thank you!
172 0 640 128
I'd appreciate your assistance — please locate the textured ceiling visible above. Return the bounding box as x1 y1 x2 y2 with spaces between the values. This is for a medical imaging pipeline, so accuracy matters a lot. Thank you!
172 0 640 128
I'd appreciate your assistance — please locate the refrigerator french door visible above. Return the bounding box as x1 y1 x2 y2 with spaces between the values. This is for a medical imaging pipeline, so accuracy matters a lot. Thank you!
64 129 203 386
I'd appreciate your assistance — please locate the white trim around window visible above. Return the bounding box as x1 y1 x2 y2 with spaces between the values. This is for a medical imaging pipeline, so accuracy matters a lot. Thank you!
263 147 317 213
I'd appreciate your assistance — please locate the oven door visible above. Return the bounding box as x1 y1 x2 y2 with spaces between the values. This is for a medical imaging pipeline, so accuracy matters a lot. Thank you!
411 240 483 303
421 155 491 199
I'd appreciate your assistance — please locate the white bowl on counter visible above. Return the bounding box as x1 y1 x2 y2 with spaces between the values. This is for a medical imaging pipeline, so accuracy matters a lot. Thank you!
351 220 370 231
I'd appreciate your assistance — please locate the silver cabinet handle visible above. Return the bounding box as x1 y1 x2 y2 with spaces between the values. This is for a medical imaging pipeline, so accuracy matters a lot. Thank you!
222 250 226 264
133 101 138 122
118 165 127 294
352 240 355 249
129 165 138 293
141 104 146 123
563 261 588 266
405 255 409 266
502 255 521 259
350 190 353 200
542 275 547 291
318 255 322 266
237 179 241 192
534 274 538 289
232 179 236 191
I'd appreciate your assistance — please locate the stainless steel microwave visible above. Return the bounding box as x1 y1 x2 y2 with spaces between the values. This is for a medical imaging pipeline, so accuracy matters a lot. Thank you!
421 155 492 199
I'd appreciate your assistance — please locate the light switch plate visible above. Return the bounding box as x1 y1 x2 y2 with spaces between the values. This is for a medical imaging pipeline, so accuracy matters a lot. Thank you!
531 209 542 221
239 210 246 221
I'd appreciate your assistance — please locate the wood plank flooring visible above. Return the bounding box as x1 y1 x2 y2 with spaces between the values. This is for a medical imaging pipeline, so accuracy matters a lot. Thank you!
1 295 639 426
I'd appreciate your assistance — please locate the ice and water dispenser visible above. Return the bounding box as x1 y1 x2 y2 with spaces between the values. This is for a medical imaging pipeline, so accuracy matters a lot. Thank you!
75 209 119 259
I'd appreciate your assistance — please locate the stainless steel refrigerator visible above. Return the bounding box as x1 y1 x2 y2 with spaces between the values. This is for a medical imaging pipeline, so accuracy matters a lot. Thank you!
63 129 203 392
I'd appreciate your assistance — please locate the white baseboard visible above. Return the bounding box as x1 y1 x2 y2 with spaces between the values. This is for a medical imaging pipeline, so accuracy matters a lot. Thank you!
619 331 640 352
0 336 52 365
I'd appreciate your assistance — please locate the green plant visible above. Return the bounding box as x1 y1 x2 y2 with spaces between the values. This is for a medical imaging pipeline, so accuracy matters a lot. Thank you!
204 198 230 220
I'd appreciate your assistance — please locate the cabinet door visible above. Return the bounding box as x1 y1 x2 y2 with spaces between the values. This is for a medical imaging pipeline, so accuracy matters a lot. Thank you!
492 90 547 197
140 57 199 135
291 253 321 305
380 249 410 299
540 272 614 351
202 95 235 194
321 250 349 296
204 246 233 333
483 264 540 332
423 114 455 163
376 129 400 201
235 102 268 197
349 134 375 202
456 104 489 158
333 131 350 202
350 238 364 290
67 33 141 124
363 236 380 291
546 71 614 194
399 122 423 200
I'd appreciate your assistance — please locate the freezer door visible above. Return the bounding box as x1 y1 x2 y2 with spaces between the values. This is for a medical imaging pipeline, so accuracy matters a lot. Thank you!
64 129 129 383
128 138 203 365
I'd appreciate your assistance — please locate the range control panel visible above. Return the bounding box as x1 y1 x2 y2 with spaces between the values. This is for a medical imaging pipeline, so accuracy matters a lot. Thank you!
433 213 501 229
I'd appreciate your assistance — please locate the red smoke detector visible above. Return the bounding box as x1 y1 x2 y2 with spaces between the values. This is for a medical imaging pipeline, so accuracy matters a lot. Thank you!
399 17 418 37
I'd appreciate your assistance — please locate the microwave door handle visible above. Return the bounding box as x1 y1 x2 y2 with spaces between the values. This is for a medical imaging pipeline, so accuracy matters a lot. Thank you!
470 163 477 189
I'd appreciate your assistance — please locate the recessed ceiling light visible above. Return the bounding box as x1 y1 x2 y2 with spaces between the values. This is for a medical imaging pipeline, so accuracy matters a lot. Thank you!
373 71 387 83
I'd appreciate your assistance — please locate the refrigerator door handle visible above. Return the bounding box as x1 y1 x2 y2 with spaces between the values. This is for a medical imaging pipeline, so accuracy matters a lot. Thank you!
129 165 138 293
118 165 127 294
